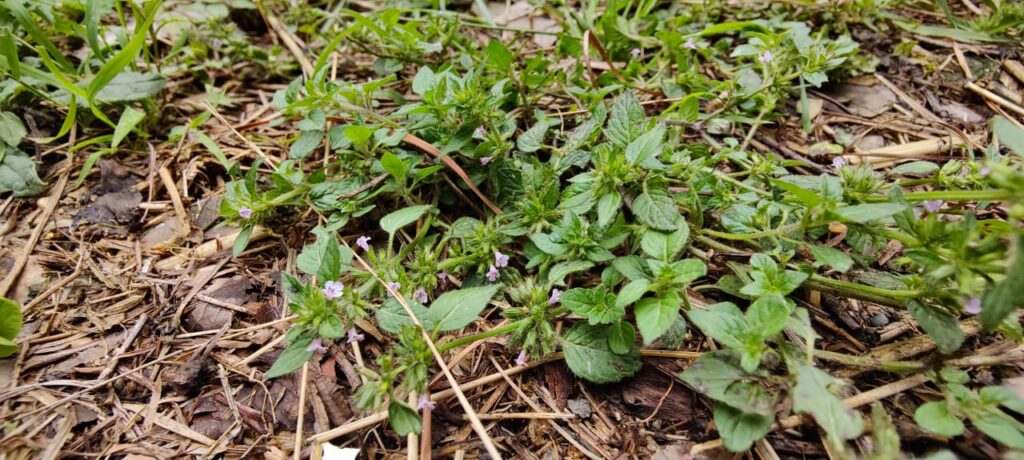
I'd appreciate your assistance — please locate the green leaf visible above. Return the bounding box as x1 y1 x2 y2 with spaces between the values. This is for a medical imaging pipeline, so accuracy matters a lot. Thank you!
561 323 641 383
907 300 964 354
265 332 315 379
624 124 664 166
232 225 253 257
869 403 902 458
596 191 622 227
713 402 773 452
612 256 649 281
380 151 407 181
388 400 422 436
547 260 594 286
792 365 865 444
381 205 431 235
0 149 46 197
914 401 963 437
980 386 1024 414
641 226 689 261
670 259 706 285
606 92 645 147
688 302 748 349
411 67 435 96
969 412 1024 449
607 321 636 354
530 233 567 256
615 280 650 308
485 39 514 69
290 130 324 159
86 0 162 106
518 122 547 153
560 287 624 325
981 234 1024 330
746 294 792 338
91 71 166 104
0 297 22 358
111 107 145 148
631 191 681 230
810 245 853 273
993 116 1024 157
377 297 433 334
889 161 940 176
833 203 907 223
0 112 27 146
634 292 681 345
426 285 499 331
297 227 343 282
319 315 345 339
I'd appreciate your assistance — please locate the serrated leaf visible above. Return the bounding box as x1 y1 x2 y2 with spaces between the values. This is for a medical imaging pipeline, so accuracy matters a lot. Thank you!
290 130 324 159
833 203 906 223
914 401 963 437
612 256 649 281
596 191 621 227
547 260 594 286
376 297 433 333
561 323 641 383
641 226 689 261
607 321 636 354
517 121 547 152
746 294 791 338
426 285 499 331
381 205 431 235
560 287 624 325
530 233 567 256
606 92 645 147
615 280 650 308
792 365 864 444
634 291 681 345
625 124 664 166
688 302 747 349
907 300 964 354
297 227 343 282
265 331 315 379
631 191 681 230
713 402 773 452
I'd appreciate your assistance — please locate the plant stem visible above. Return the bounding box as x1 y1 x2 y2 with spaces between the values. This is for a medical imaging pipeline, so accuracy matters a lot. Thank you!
862 189 1014 202
438 321 522 353
701 222 805 241
804 274 920 308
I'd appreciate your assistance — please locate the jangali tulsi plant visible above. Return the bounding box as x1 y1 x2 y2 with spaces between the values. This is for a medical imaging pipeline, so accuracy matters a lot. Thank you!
212 7 1024 453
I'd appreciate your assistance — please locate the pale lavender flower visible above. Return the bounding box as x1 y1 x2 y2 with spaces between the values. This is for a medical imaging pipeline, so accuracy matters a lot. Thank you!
630 48 642 58
238 206 253 219
307 338 328 354
413 288 429 304
480 156 493 165
758 50 773 64
475 126 487 137
965 297 982 315
346 328 365 344
832 156 846 169
322 281 344 299
923 200 944 213
386 281 401 292
514 350 528 366
494 251 510 268
437 271 448 281
548 288 562 305
416 394 436 412
486 265 500 282
356 235 371 252
683 37 697 50
980 166 991 176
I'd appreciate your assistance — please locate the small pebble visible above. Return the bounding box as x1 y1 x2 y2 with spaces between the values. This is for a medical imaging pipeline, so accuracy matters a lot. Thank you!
869 312 889 327
567 398 592 419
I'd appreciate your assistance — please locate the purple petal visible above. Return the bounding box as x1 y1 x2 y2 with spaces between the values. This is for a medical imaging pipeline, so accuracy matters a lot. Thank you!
238 207 253 219
494 251 510 268
923 200 944 213
759 50 773 63
322 281 344 299
548 288 562 305
683 38 697 50
356 235 371 252
486 265 500 282
514 350 528 367
832 156 846 169
346 328 365 344
413 288 429 304
480 156 493 165
306 338 328 354
416 394 436 412
964 297 982 315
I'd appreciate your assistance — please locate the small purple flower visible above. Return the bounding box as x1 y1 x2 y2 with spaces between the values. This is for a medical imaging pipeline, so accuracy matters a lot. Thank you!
683 37 697 50
416 394 436 412
832 156 846 169
238 206 253 219
437 271 448 281
965 297 982 315
322 281 344 299
346 328 365 344
307 338 328 354
980 166 991 176
494 251 510 268
356 235 371 252
548 288 562 305
630 48 642 58
923 200 944 213
413 288 429 304
475 126 487 137
385 281 401 292
479 156 493 165
758 50 773 64
486 265 500 282
514 350 528 367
